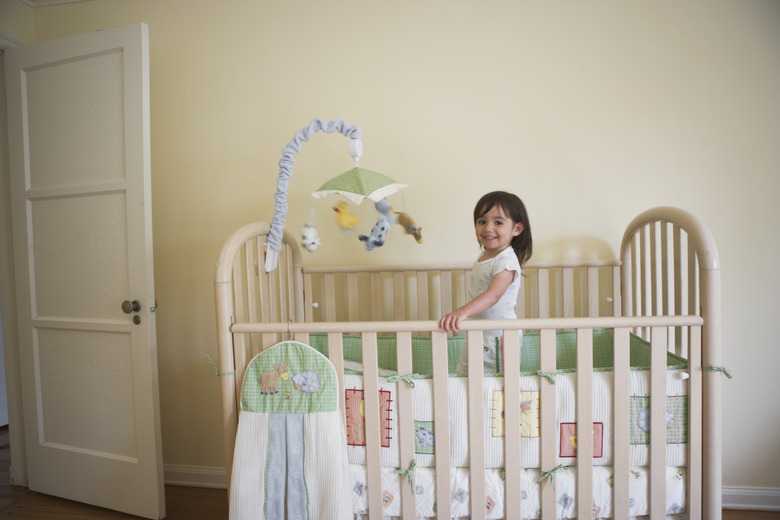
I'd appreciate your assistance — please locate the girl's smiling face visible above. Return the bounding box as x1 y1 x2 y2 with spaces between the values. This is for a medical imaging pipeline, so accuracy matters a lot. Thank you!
475 205 524 260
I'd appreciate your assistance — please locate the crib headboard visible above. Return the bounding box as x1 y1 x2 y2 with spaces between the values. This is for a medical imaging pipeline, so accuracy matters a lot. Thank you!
619 206 722 516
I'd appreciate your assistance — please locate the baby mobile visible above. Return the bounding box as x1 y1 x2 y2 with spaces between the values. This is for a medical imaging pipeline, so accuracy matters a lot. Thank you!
265 118 423 272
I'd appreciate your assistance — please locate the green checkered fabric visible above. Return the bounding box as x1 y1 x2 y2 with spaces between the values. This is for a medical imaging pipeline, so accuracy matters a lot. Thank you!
309 329 687 376
629 396 689 444
307 334 464 375
241 341 339 413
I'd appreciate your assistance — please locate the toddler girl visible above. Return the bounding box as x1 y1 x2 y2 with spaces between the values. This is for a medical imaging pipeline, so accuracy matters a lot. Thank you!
439 191 532 373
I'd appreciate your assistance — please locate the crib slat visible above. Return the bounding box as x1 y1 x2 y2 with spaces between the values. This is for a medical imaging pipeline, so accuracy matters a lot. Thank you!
327 332 346 428
256 242 277 349
661 222 670 316
563 267 574 317
370 272 382 321
393 272 405 320
688 239 697 316
347 272 359 321
303 272 314 322
539 329 557 519
612 265 622 316
650 222 659 315
431 331 451 520
516 272 526 318
467 330 486 520
502 328 522 520
673 226 684 351
360 332 383 520
587 266 599 317
324 273 337 322
416 272 429 320
538 268 550 318
650 327 668 518
440 270 453 315
688 326 703 520
395 332 417 519
245 243 259 326
576 329 594 519
613 327 631 518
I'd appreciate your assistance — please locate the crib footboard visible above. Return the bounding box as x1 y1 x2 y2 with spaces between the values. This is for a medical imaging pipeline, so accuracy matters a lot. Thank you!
226 317 703 520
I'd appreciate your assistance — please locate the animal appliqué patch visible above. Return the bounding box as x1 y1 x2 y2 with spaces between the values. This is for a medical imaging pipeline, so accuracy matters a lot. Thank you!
259 362 289 394
559 422 604 458
414 420 435 454
629 396 688 445
490 389 539 437
344 389 393 447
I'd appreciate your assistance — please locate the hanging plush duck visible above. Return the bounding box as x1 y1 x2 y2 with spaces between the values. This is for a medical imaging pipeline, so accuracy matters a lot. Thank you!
333 201 359 233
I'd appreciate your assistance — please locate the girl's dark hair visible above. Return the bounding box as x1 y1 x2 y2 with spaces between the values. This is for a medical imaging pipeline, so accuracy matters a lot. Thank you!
473 191 533 266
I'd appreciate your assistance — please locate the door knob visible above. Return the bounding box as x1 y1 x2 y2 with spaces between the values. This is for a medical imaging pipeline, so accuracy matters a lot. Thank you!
122 300 141 314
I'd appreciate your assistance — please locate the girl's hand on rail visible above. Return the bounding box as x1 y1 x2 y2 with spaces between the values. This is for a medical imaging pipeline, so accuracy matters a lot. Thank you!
439 311 468 333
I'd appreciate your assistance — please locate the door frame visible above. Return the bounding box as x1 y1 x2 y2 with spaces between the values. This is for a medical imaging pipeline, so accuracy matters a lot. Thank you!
0 30 28 487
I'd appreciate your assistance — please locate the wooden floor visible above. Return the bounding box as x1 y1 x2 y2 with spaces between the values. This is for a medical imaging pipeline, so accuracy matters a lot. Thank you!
0 427 777 519
0 426 228 519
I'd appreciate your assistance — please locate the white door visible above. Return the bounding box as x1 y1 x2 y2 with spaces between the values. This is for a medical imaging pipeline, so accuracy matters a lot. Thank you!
4 23 165 519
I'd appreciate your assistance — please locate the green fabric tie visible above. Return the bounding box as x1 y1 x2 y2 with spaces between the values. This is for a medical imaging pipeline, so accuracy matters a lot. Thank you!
394 459 416 491
536 464 565 488
703 366 733 379
536 370 559 384
206 354 234 377
387 374 417 388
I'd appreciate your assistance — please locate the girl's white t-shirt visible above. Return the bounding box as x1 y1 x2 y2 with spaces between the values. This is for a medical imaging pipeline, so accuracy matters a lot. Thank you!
456 246 522 373
468 246 522 323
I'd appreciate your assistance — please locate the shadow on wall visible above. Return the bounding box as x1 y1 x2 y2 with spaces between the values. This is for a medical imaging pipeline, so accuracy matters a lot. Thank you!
533 236 615 262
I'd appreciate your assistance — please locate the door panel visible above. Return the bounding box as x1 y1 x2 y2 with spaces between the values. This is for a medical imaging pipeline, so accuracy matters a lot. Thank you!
4 23 164 519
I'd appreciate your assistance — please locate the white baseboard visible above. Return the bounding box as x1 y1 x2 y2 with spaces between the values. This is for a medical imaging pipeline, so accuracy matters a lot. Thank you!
723 486 780 511
162 466 780 511
164 464 227 489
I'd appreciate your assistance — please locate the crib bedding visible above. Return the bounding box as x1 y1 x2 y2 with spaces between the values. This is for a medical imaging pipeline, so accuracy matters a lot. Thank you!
349 464 688 519
307 328 688 376
318 329 688 469
342 370 689 471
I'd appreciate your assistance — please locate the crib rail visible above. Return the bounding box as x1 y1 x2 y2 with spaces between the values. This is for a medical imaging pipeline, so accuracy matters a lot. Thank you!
225 316 704 520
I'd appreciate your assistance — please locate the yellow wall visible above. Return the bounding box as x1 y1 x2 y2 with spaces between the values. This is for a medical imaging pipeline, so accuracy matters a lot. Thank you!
2 0 779 491
0 0 34 42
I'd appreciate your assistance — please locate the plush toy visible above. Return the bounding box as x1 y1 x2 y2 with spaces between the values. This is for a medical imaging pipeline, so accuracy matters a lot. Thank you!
395 212 423 244
333 201 359 232
300 222 321 252
358 198 396 251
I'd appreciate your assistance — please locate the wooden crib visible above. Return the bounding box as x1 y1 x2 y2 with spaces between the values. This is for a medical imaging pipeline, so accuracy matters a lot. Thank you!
214 206 721 520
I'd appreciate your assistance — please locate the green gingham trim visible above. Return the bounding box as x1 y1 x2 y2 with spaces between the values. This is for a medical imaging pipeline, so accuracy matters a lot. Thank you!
241 341 338 413
308 329 688 376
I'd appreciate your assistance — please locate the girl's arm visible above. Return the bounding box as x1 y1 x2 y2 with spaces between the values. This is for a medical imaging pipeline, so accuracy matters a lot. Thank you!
439 269 515 333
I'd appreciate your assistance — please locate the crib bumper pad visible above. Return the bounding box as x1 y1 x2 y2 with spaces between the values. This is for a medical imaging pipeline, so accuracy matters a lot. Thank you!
343 369 688 470
349 464 688 519
229 341 351 520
